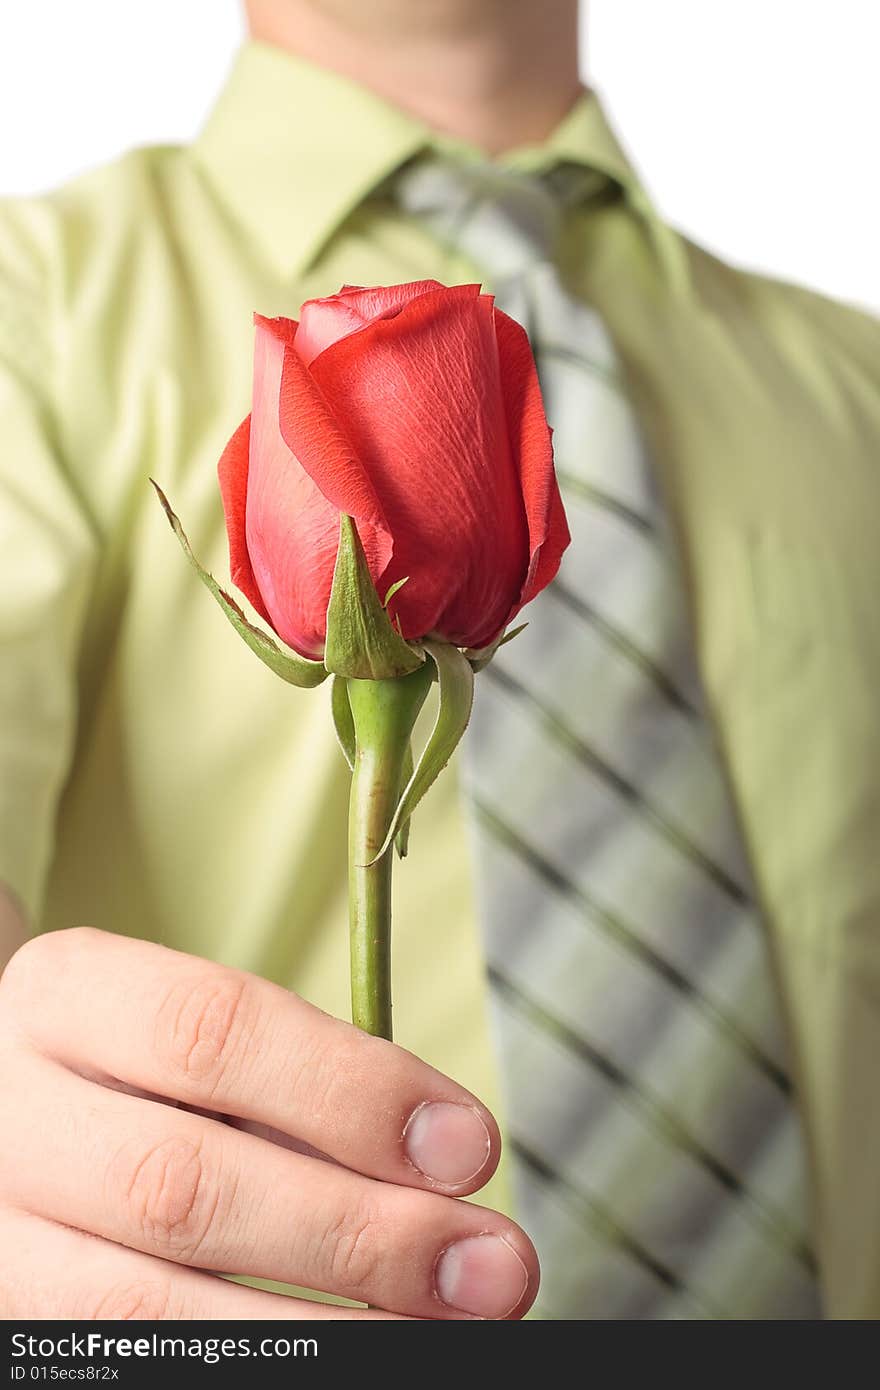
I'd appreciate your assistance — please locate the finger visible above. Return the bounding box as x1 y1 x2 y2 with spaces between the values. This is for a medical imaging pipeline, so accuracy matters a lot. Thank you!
7 1057 538 1320
0 1208 406 1320
7 928 499 1195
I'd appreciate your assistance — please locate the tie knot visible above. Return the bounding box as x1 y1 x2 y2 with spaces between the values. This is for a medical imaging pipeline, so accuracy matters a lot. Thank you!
387 155 608 279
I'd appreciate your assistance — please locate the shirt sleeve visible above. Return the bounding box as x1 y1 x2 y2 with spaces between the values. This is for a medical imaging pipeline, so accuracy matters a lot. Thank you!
0 198 97 928
740 280 880 1318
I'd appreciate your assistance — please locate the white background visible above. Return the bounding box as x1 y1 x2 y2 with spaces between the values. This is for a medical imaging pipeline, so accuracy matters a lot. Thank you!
0 0 877 311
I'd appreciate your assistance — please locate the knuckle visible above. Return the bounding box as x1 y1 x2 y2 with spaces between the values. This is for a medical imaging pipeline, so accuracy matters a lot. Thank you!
84 1278 179 1322
289 1021 377 1125
288 1028 338 1114
325 1198 381 1295
0 926 97 1015
110 1135 221 1263
153 968 253 1095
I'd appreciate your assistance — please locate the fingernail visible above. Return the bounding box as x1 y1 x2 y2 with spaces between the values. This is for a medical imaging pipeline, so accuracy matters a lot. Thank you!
403 1102 491 1187
435 1234 529 1318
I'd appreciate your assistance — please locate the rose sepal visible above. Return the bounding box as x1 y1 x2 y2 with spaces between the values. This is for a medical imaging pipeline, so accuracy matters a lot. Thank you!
462 621 529 672
324 514 427 681
393 741 415 860
330 674 356 769
151 481 327 688
360 638 475 868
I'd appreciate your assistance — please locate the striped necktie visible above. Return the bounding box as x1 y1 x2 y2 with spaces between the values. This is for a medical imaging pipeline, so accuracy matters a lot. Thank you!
390 155 821 1319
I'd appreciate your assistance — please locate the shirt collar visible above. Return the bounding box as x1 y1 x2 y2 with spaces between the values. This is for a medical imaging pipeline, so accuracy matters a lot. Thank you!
191 39 657 281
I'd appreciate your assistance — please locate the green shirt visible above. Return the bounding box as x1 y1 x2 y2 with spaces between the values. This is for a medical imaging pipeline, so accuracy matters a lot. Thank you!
2 39 879 1316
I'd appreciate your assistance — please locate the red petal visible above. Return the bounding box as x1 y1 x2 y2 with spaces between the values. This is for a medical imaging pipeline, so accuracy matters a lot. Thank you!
332 281 446 317
276 341 393 556
253 312 298 347
309 284 529 647
295 281 445 367
245 321 381 658
216 413 272 625
493 306 571 620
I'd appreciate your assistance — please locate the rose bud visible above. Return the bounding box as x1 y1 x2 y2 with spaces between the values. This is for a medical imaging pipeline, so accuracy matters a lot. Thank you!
216 281 570 661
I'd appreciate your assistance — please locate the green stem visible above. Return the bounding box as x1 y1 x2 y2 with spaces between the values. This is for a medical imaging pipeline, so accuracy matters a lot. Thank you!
346 665 433 1040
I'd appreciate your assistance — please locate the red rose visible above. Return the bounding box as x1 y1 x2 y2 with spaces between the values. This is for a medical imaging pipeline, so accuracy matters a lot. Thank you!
218 280 570 659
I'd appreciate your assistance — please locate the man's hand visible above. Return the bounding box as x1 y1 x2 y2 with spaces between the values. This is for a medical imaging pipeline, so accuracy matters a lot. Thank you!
0 927 537 1319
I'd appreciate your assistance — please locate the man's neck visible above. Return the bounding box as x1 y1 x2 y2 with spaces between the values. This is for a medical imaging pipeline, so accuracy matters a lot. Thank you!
244 0 584 156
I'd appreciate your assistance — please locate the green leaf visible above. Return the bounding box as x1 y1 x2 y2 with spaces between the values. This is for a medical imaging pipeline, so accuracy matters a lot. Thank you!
362 639 474 866
331 675 356 770
463 621 529 673
151 480 327 689
394 739 415 859
324 515 425 680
